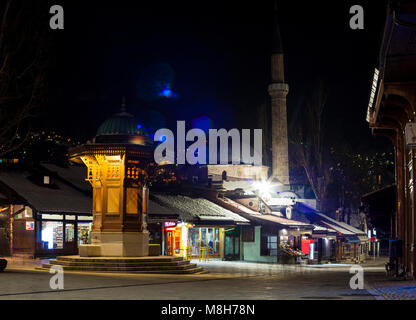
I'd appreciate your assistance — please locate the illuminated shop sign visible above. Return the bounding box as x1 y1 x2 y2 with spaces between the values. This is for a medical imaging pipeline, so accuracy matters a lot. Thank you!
164 221 177 227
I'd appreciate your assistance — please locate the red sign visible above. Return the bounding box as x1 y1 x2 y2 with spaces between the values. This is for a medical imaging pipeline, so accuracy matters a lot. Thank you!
301 240 311 255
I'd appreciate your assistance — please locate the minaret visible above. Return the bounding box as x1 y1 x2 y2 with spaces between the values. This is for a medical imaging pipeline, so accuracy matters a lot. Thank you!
268 3 290 185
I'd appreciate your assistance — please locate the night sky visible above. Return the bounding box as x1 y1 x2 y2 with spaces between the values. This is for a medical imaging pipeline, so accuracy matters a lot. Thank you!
41 0 390 152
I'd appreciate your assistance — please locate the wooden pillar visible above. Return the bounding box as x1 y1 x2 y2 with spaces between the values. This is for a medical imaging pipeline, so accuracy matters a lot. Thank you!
9 204 13 256
396 133 406 268
410 149 416 277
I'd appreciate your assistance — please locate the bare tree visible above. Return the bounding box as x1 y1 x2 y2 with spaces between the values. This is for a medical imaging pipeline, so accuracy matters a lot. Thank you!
0 0 49 156
290 80 333 212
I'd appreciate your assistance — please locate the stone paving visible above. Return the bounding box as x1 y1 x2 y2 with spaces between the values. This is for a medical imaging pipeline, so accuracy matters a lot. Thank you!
366 276 416 300
3 256 416 300
0 257 384 300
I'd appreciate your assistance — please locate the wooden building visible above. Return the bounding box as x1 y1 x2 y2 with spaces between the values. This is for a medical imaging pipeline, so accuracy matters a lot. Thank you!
366 1 416 277
0 167 93 257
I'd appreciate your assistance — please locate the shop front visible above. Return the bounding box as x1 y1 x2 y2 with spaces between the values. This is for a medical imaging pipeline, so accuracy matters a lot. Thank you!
224 227 240 260
164 222 225 259
35 212 92 257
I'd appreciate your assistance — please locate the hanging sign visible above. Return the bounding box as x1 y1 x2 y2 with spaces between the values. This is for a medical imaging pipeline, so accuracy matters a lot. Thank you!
405 123 416 147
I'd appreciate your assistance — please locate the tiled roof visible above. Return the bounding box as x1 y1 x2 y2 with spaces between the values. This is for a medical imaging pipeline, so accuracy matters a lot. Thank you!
0 171 92 214
248 214 313 227
40 163 91 193
314 212 366 235
151 193 249 224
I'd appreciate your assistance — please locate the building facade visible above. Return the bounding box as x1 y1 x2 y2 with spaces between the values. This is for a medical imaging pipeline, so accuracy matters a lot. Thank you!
366 1 416 278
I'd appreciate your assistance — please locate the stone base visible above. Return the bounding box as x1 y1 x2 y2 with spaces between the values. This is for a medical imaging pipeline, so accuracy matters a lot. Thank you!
79 232 149 257
79 244 101 257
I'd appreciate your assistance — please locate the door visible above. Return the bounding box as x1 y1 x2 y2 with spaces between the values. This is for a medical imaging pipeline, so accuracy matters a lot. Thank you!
64 222 77 254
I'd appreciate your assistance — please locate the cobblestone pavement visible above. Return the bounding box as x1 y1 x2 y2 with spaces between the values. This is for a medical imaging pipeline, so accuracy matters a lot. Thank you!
0 257 388 300
365 274 416 300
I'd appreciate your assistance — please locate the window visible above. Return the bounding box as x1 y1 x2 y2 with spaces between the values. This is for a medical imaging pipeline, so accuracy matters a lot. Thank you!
242 226 255 242
41 221 63 249
261 230 278 256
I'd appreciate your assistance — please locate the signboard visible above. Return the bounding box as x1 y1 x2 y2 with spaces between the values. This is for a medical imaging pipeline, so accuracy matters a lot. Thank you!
405 123 416 147
164 221 177 227
25 221 34 231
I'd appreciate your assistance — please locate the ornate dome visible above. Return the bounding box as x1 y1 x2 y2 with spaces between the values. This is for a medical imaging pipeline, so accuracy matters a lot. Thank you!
96 111 138 136
94 99 152 145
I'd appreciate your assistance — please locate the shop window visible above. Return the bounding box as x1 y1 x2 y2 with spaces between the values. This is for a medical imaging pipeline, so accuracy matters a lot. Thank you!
186 227 222 257
78 222 92 245
107 187 120 214
207 228 220 255
188 228 200 256
261 231 278 256
41 221 63 249
126 188 138 214
65 224 75 242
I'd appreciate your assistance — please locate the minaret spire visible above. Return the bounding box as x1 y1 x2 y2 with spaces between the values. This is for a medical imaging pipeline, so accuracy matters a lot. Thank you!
272 1 283 54
268 1 290 185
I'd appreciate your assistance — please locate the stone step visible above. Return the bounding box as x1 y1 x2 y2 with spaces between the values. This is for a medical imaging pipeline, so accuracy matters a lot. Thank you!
55 256 184 263
42 262 199 271
49 259 191 267
40 264 204 274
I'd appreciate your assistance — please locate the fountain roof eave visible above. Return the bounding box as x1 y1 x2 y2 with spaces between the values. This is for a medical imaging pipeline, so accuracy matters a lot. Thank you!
68 142 154 164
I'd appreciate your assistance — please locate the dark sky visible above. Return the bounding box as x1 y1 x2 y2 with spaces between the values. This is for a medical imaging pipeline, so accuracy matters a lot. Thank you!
41 0 391 152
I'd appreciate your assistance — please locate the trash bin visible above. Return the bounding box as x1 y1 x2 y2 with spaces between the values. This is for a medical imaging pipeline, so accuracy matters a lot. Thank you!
389 239 403 258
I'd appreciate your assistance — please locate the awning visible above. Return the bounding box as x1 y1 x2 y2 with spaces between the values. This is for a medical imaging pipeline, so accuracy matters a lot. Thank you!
243 213 314 229
357 235 370 243
344 236 361 243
